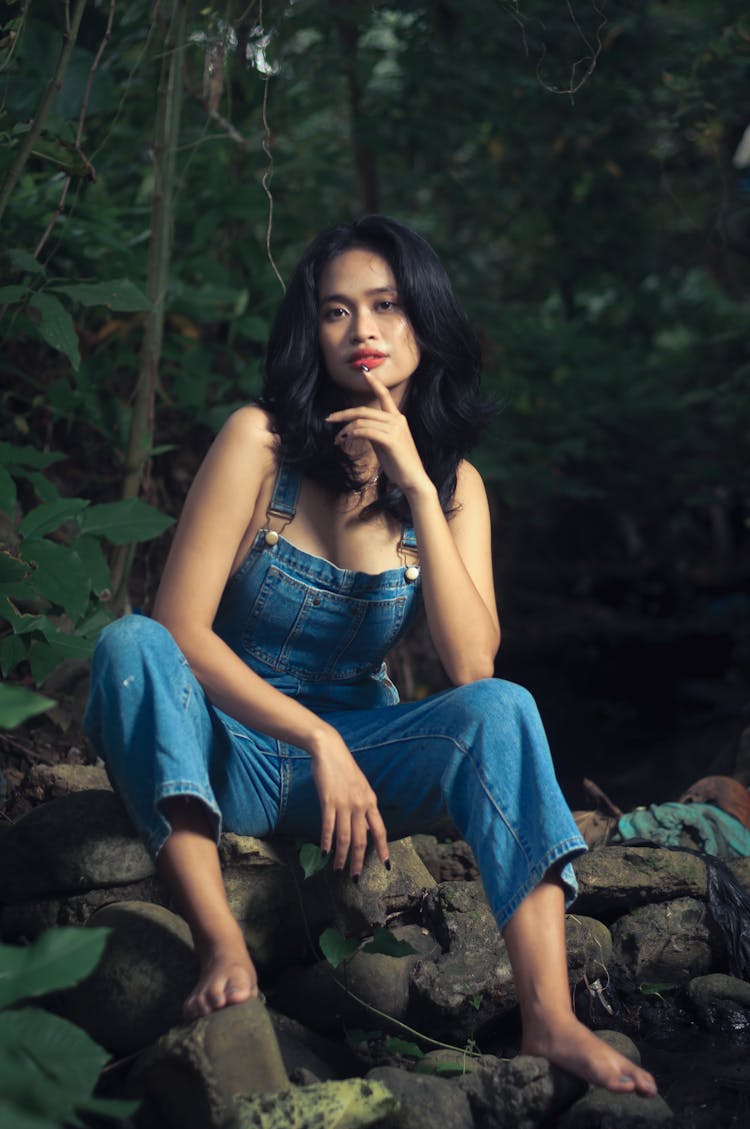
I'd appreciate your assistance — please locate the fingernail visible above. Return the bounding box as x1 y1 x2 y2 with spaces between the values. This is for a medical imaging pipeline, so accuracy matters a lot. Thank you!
321 849 328 858
384 859 391 871
334 867 344 875
352 873 359 885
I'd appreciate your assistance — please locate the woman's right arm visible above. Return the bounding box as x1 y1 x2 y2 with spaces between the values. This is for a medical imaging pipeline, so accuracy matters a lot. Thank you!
152 407 387 873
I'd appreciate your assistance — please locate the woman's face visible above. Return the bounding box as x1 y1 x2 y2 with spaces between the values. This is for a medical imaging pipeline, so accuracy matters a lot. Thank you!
317 248 420 407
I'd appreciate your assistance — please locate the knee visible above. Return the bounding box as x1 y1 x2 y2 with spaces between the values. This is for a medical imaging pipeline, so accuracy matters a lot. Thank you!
92 615 177 675
452 677 540 723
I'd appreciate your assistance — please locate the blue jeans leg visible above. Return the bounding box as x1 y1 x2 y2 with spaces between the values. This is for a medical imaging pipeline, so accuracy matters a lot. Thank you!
279 678 587 929
84 616 281 858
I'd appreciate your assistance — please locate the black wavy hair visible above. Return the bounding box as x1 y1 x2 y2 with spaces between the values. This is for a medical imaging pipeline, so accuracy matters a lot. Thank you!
258 215 488 521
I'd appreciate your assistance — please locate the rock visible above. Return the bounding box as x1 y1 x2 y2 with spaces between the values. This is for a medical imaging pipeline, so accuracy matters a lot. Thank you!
129 998 289 1129
686 973 750 1039
566 915 613 984
594 1029 642 1063
268 1008 364 1081
557 1088 674 1127
456 1054 585 1129
367 1064 474 1129
572 847 706 918
0 876 166 942
59 901 199 1054
270 925 441 1035
412 834 479 883
0 789 154 902
410 881 514 1042
22 762 112 803
410 886 614 1044
329 837 436 935
232 1078 397 1129
611 897 724 992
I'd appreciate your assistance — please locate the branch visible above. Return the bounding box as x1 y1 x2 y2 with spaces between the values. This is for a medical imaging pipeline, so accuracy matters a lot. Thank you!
110 0 188 604
35 0 117 261
0 0 89 226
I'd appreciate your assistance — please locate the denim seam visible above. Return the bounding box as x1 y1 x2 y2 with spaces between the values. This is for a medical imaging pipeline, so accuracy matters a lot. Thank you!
349 731 532 861
494 837 587 929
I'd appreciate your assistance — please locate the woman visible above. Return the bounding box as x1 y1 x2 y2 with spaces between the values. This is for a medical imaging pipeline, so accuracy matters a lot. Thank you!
86 216 656 1095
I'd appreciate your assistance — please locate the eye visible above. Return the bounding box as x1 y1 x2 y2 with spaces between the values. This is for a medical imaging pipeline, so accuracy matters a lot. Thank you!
322 306 348 321
375 298 399 312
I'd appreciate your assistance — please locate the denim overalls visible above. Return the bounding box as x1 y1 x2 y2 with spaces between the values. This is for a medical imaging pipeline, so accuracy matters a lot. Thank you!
85 464 586 930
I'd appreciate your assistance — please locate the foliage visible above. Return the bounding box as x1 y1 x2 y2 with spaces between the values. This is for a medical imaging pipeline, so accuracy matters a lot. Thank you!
233 1078 397 1129
0 440 173 686
0 926 139 1128
0 683 55 729
1 0 748 700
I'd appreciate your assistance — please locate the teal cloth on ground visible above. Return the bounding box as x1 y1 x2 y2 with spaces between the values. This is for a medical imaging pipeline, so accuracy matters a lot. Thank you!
615 802 750 859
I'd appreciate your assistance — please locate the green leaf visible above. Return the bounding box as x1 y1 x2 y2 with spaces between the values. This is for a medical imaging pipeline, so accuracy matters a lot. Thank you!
74 534 112 593
0 634 29 677
383 1036 424 1059
0 928 111 1009
0 1007 108 1120
0 552 28 584
18 498 90 540
52 279 152 312
5 249 46 276
0 465 17 516
0 1099 60 1129
28 633 93 684
318 927 359 969
28 293 80 371
0 442 65 471
78 498 174 544
415 1059 467 1077
362 929 417 959
0 598 48 636
0 683 55 729
298 840 329 879
0 285 30 303
21 540 92 621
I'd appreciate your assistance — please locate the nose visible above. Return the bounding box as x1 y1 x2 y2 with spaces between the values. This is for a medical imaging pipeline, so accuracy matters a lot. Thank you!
349 305 377 342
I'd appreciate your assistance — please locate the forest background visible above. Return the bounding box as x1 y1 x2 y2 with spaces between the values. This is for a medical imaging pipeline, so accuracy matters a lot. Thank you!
1 0 748 811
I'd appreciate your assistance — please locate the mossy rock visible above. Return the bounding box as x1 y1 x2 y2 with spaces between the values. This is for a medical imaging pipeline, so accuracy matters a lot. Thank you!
232 1078 397 1129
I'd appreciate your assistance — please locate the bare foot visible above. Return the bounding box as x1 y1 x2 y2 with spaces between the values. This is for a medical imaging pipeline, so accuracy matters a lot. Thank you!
523 1014 657 1095
184 930 259 1021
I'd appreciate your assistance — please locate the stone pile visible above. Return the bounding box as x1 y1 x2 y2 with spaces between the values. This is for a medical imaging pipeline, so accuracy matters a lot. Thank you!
1 764 749 1128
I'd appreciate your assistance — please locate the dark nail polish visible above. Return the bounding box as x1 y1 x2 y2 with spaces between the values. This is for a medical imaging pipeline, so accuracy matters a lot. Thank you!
384 859 391 871
321 849 328 858
334 867 343 875
352 873 359 885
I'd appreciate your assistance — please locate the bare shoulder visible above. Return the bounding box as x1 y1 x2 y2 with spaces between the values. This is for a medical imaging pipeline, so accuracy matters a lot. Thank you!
217 404 278 459
453 459 490 509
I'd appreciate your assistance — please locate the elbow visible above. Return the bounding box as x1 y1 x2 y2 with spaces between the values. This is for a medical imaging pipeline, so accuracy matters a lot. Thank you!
448 650 497 687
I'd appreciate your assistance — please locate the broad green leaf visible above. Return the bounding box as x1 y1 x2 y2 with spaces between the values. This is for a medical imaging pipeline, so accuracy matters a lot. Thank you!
0 1100 59 1129
318 927 358 969
298 840 329 879
28 293 80 371
5 248 46 276
78 498 174 544
74 534 112 592
0 928 110 1009
416 1060 467 1077
383 1036 424 1059
0 598 48 636
0 465 16 516
53 279 151 312
28 633 94 684
0 1007 108 1119
0 442 65 472
0 683 54 729
362 929 417 959
74 603 113 640
24 471 63 502
19 498 90 540
21 540 91 621
0 634 29 677
0 552 27 583
0 285 30 303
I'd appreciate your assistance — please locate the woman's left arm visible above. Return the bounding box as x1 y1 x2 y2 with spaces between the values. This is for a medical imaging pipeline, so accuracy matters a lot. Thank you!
326 371 500 685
